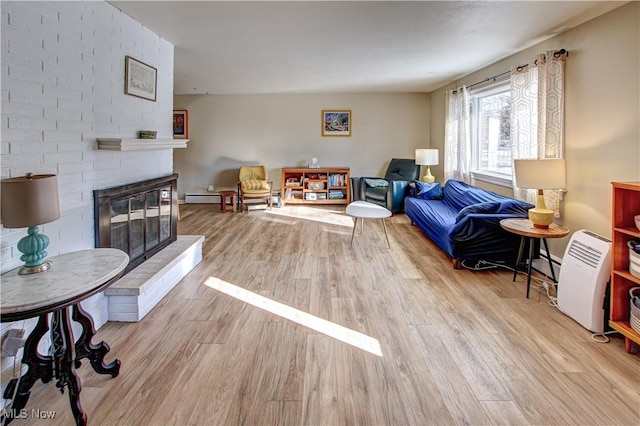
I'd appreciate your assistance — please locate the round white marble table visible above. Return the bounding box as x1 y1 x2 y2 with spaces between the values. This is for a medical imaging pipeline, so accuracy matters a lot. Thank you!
346 201 392 248
0 248 129 426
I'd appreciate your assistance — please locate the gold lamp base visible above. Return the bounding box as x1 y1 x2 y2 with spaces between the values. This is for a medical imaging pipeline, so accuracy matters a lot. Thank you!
18 260 52 275
528 208 555 229
421 166 435 183
528 190 554 229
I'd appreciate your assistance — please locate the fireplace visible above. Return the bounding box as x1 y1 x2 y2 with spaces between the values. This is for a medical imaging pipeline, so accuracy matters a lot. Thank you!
94 174 178 275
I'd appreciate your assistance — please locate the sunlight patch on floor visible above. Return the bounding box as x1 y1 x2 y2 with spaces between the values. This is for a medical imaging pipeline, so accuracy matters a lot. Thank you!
204 276 383 357
265 205 354 227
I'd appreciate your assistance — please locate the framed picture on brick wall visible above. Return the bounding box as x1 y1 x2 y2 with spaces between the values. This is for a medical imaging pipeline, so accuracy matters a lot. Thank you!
124 56 157 101
173 110 188 139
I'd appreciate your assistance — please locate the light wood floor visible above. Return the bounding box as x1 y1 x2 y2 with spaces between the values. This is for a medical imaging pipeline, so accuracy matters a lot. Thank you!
16 204 640 425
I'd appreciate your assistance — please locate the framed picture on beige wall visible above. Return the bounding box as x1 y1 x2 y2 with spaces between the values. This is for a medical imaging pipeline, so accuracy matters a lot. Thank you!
322 110 351 137
124 56 157 101
173 110 189 139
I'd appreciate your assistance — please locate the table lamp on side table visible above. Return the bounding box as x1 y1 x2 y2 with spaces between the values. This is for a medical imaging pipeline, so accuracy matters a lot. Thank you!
1 173 60 274
514 158 566 229
415 149 439 183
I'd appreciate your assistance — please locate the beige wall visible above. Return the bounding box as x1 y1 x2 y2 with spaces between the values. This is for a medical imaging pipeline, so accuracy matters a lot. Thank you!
429 2 640 256
173 93 429 196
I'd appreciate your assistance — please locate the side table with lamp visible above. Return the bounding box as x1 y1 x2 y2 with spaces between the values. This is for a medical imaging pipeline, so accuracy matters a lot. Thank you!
0 173 129 426
501 159 570 298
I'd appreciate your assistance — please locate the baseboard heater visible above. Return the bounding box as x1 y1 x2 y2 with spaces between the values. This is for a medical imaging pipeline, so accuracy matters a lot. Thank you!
557 229 611 333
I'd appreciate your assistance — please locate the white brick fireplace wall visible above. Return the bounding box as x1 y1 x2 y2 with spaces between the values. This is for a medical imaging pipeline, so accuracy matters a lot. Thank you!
1 0 175 378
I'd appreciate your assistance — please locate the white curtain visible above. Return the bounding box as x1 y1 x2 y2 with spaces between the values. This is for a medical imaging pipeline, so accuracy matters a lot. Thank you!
444 86 471 183
511 50 567 215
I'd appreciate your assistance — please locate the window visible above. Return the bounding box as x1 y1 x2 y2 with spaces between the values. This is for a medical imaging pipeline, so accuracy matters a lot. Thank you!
469 81 512 186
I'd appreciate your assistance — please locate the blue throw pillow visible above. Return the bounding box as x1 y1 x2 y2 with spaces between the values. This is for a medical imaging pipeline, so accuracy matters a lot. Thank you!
412 181 444 200
455 201 502 223
497 199 534 215
364 178 389 188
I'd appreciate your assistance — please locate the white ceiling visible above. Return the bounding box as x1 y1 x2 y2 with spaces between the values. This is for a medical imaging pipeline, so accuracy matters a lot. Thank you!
109 1 626 95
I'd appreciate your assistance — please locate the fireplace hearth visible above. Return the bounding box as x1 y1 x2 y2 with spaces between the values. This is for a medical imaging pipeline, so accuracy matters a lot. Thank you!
94 174 178 275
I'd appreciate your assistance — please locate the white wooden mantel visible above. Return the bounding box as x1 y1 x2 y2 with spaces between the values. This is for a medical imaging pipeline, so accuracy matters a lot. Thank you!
96 138 189 151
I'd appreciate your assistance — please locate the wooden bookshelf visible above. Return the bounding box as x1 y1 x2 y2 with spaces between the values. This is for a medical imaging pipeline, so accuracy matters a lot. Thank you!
281 167 350 206
610 181 640 353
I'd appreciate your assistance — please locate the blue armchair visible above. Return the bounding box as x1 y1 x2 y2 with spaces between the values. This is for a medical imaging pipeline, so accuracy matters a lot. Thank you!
356 158 420 213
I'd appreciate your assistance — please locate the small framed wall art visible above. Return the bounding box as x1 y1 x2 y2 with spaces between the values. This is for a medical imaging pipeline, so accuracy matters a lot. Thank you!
124 56 157 101
173 110 189 139
322 110 351 137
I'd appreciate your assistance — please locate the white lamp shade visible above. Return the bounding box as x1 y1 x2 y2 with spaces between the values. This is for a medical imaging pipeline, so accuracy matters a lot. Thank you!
1 173 60 228
415 149 439 166
514 158 566 189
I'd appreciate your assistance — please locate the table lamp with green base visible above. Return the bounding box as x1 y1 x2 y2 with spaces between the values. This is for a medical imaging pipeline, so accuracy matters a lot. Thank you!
1 173 61 274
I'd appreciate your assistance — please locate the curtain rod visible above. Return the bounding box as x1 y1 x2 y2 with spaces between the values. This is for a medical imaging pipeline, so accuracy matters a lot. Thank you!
454 48 569 93
465 70 511 90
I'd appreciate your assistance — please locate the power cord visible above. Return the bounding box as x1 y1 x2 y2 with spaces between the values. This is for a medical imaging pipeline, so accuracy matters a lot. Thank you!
590 331 619 343
460 259 499 271
540 280 559 308
461 259 555 288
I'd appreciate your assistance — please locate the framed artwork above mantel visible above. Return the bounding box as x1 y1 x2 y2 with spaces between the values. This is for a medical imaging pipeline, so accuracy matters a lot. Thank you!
124 56 157 101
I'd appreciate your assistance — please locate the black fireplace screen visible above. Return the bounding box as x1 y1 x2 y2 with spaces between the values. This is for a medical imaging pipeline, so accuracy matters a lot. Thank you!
94 174 178 275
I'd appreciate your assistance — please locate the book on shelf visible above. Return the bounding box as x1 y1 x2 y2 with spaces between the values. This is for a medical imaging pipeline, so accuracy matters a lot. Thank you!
328 189 345 199
328 173 346 187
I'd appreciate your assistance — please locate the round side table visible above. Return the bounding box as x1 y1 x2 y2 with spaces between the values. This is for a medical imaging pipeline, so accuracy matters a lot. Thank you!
500 218 570 298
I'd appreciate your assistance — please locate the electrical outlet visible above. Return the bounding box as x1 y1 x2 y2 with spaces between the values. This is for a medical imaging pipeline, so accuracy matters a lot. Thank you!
1 329 25 356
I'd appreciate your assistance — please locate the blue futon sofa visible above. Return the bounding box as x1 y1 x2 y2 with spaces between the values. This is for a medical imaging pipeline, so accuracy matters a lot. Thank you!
404 179 534 266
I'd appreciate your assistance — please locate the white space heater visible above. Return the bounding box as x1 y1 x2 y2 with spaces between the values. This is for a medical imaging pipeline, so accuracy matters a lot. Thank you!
557 229 611 333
